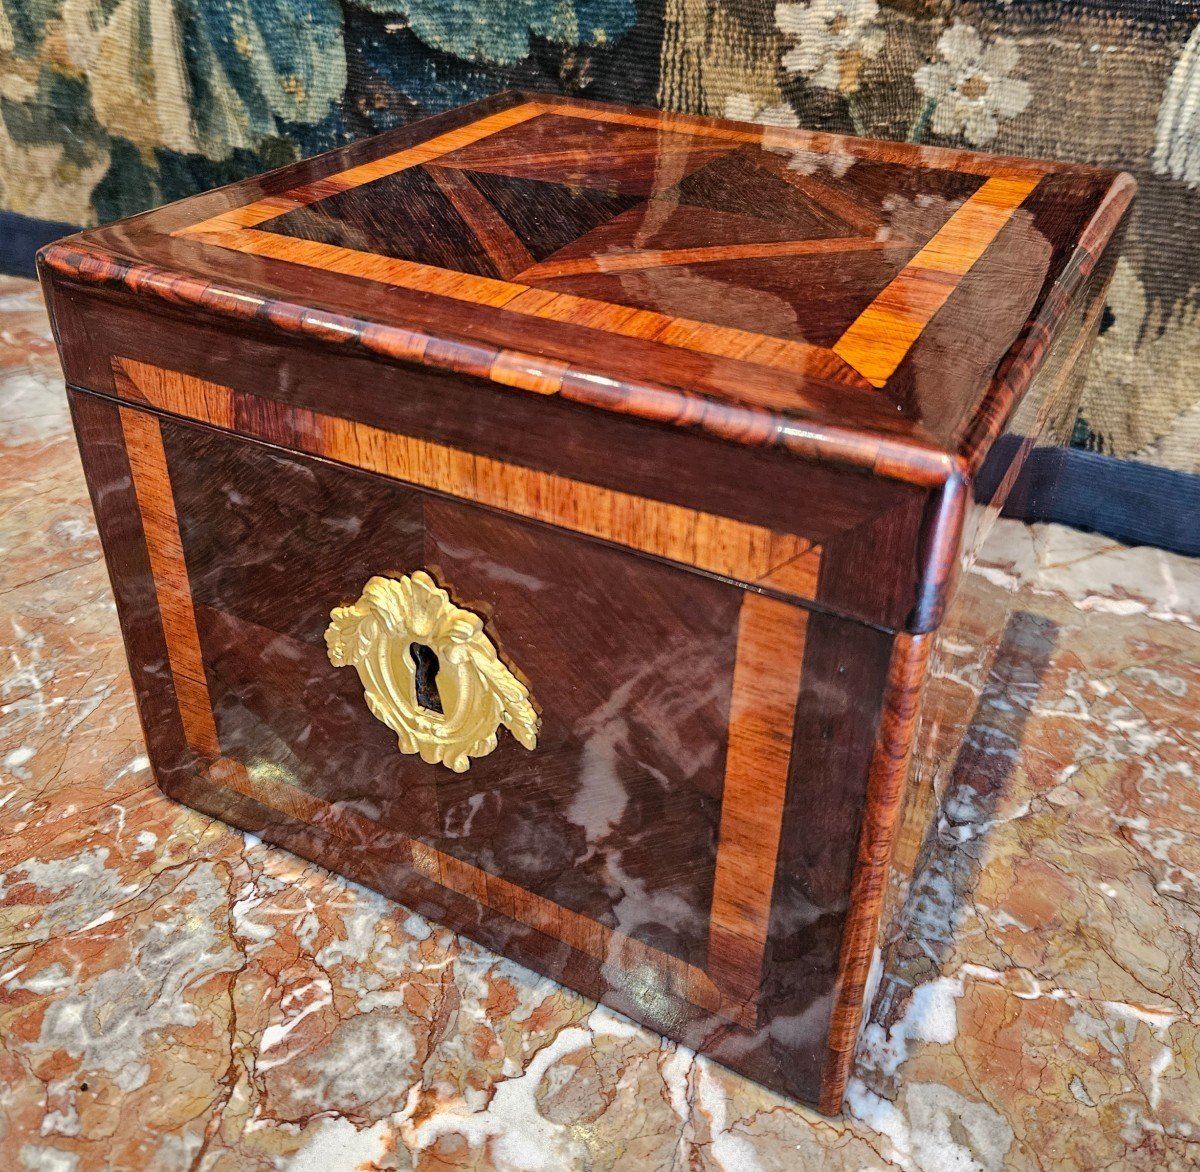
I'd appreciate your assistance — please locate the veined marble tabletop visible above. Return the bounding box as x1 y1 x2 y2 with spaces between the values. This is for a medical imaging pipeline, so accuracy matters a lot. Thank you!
1 272 1198 1171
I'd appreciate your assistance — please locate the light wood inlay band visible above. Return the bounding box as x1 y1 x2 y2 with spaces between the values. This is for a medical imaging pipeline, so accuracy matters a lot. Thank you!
707 593 808 1024
834 175 1042 387
427 166 536 279
119 407 221 758
116 409 736 1018
172 102 1047 394
175 226 854 385
514 237 914 281
176 103 544 232
114 358 823 600
208 756 726 1013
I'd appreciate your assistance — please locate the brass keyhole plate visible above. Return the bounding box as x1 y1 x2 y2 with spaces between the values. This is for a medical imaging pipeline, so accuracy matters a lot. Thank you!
325 571 539 772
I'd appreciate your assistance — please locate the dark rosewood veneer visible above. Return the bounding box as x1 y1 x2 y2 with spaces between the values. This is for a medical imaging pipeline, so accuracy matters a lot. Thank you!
39 92 1133 1112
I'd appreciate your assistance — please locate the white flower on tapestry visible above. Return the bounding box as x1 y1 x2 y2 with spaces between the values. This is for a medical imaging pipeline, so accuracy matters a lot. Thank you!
723 93 800 129
914 23 1031 146
775 0 885 95
1153 22 1200 187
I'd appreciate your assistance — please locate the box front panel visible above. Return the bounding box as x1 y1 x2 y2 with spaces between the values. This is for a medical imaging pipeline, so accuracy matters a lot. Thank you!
166 417 739 976
69 387 897 1106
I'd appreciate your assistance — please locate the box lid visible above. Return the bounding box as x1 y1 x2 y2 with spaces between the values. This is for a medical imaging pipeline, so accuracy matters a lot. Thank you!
40 91 1133 491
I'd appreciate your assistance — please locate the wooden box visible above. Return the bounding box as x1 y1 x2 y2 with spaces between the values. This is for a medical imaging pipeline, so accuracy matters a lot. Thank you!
39 92 1132 1112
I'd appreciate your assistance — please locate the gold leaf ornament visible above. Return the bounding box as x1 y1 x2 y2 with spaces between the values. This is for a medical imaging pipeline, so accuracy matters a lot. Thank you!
325 572 539 772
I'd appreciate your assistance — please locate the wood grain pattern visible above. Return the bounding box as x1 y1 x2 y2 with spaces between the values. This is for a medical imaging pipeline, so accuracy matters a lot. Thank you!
33 241 956 490
114 357 824 601
178 224 864 388
426 166 536 278
531 96 1071 178
834 175 1041 386
172 102 1035 393
43 89 1136 1115
208 756 728 1012
111 398 821 1035
514 236 911 281
53 282 946 634
39 91 1134 500
819 631 932 1114
66 389 197 792
171 438 738 968
118 407 221 758
950 172 1137 469
707 593 808 1025
175 102 544 233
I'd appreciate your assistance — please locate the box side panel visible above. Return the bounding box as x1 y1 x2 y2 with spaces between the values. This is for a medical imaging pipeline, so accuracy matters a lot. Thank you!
810 236 1122 1112
163 416 738 976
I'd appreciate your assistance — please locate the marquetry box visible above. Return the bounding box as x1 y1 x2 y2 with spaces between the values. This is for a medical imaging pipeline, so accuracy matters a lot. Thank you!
39 92 1132 1112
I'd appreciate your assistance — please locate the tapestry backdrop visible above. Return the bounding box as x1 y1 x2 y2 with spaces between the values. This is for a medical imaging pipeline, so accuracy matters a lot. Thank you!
3 0 1198 472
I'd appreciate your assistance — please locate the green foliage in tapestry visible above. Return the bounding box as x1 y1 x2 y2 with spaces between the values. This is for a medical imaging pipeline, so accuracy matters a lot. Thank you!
346 0 636 65
0 0 64 58
92 135 300 222
1 68 106 168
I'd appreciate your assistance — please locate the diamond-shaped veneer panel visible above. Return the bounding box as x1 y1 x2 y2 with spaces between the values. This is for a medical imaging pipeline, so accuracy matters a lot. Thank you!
258 165 641 280
258 165 505 277
655 146 988 245
445 170 642 264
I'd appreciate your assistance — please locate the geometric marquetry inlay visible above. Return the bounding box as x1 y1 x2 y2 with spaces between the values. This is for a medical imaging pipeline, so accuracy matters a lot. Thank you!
115 376 812 1031
113 358 824 602
44 80 1137 1121
176 101 1044 399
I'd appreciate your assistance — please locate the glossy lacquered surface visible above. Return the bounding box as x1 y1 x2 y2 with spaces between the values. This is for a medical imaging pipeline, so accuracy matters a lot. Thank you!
40 91 1133 482
41 93 1135 1116
68 391 896 1105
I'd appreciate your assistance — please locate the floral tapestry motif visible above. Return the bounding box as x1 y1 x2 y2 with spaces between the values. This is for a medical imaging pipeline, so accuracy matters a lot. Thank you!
2 0 1199 471
913 22 1031 147
776 0 884 96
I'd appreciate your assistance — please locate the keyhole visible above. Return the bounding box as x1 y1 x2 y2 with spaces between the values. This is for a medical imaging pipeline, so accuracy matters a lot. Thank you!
410 643 444 713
